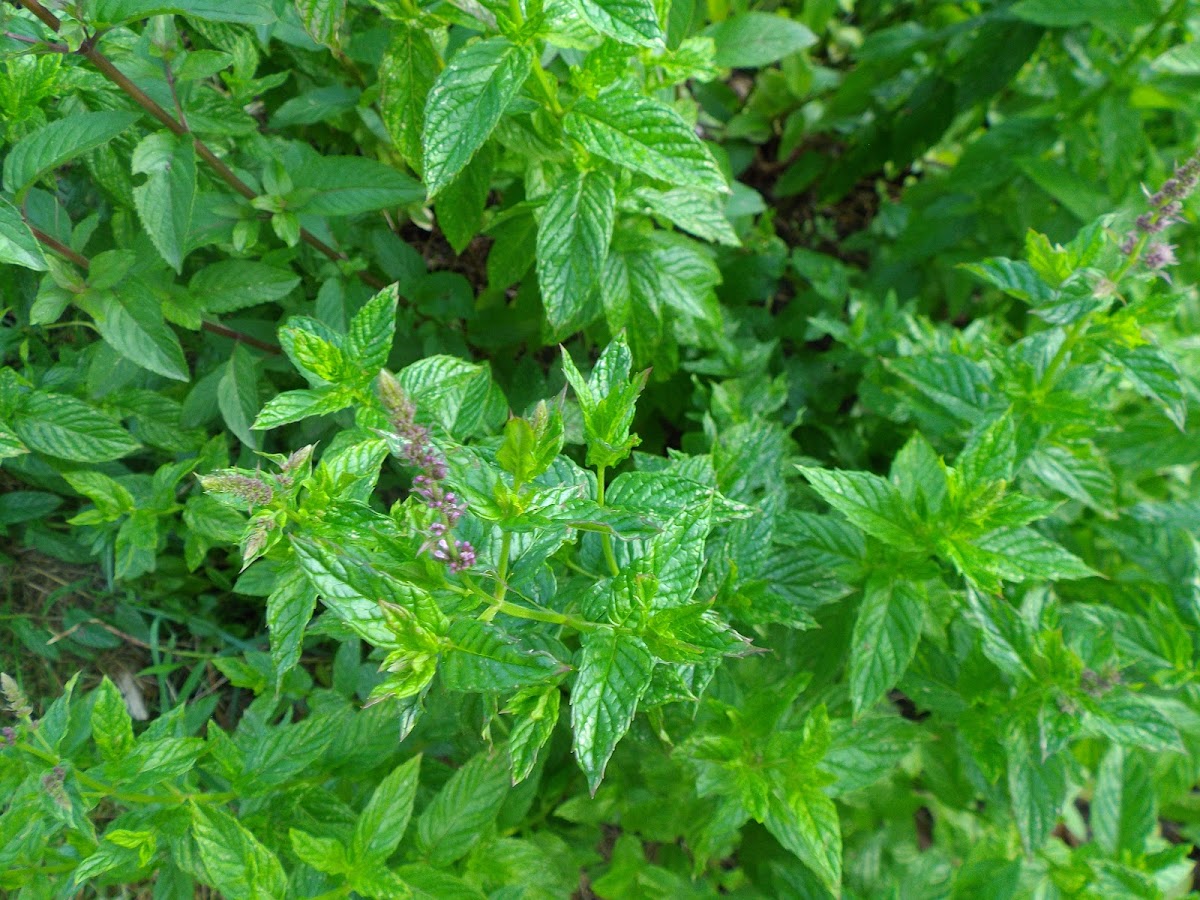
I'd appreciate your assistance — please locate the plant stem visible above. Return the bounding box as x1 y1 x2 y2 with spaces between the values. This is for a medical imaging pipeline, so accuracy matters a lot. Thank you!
464 573 593 631
25 222 283 355
596 465 620 577
11 0 388 292
494 531 512 602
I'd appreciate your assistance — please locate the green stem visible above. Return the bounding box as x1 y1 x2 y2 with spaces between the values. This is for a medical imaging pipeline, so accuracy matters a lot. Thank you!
494 531 512 600
596 466 620 577
464 574 593 631
531 56 564 117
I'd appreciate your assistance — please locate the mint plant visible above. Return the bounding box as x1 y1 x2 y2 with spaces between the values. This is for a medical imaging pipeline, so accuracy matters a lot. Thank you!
4 0 1200 896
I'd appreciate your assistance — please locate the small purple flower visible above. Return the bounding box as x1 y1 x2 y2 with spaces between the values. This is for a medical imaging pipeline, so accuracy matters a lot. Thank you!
1144 241 1178 271
1 726 16 747
1123 148 1199 268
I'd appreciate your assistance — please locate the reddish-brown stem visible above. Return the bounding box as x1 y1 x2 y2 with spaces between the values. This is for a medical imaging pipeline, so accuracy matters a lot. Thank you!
26 222 282 355
11 0 388 292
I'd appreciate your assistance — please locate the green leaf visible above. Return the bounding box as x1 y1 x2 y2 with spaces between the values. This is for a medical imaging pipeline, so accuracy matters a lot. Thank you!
252 387 354 430
265 562 317 689
960 257 1053 305
415 751 510 866
87 0 277 25
1006 729 1066 853
191 806 288 900
704 12 817 67
824 715 920 795
849 577 924 716
630 186 739 246
13 392 139 462
763 781 842 893
440 619 563 693
91 676 135 764
564 94 727 194
380 23 441 171
423 38 533 198
289 829 350 876
1091 745 1155 858
1011 0 1157 30
971 526 1096 582
797 466 922 551
3 110 140 194
571 627 654 794
437 144 494 254
352 754 422 866
347 284 399 371
506 683 561 783
570 0 663 47
293 156 423 216
957 410 1017 489
964 586 1035 680
536 169 615 334
190 261 300 314
1025 441 1116 513
296 0 345 46
83 283 190 381
0 196 48 270
1104 343 1187 430
218 344 260 449
132 133 196 273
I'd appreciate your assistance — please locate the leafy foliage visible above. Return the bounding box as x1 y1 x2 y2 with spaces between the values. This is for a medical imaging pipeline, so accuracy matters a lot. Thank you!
3 0 1200 896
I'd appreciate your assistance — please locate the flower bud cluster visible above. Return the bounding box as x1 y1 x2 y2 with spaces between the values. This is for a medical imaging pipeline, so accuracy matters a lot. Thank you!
378 371 475 573
1120 150 1199 271
198 473 273 508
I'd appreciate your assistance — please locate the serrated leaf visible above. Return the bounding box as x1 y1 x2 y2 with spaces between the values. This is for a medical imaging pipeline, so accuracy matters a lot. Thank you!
571 627 654 794
564 93 726 193
1092 745 1155 858
1104 343 1187 430
252 387 353 430
441 619 563 693
971 526 1096 582
296 0 345 46
630 186 739 246
289 829 350 876
570 0 663 47
797 466 922 551
347 284 399 371
0 196 48 270
506 683 561 783
88 0 276 24
380 23 441 171
1006 729 1066 853
91 677 135 764
763 781 842 893
13 392 139 462
266 562 317 689
437 144 494 254
536 169 615 334
849 577 924 716
191 806 288 900
293 156 423 215
352 755 421 866
1025 441 1116 513
964 586 1035 680
84 284 190 381
415 751 510 866
3 110 140 194
423 38 533 198
218 344 259 449
191 261 300 314
132 136 195 273
960 257 1053 305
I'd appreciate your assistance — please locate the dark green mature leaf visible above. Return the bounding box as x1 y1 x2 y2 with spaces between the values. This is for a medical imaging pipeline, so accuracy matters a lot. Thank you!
506 683 561 783
293 156 423 216
441 619 563 693
91 677 135 764
0 196 48 270
415 752 510 866
265 562 317 688
13 392 139 462
571 627 654 794
191 261 300 314
630 186 739 246
564 93 727 194
437 145 495 254
1011 0 1157 29
132 134 195 273
704 12 817 67
191 806 288 900
380 24 441 171
423 39 533 198
84 284 189 381
218 344 259 449
537 169 615 334
849 577 924 716
3 111 140 194
1006 729 1066 853
352 755 421 865
570 0 663 47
